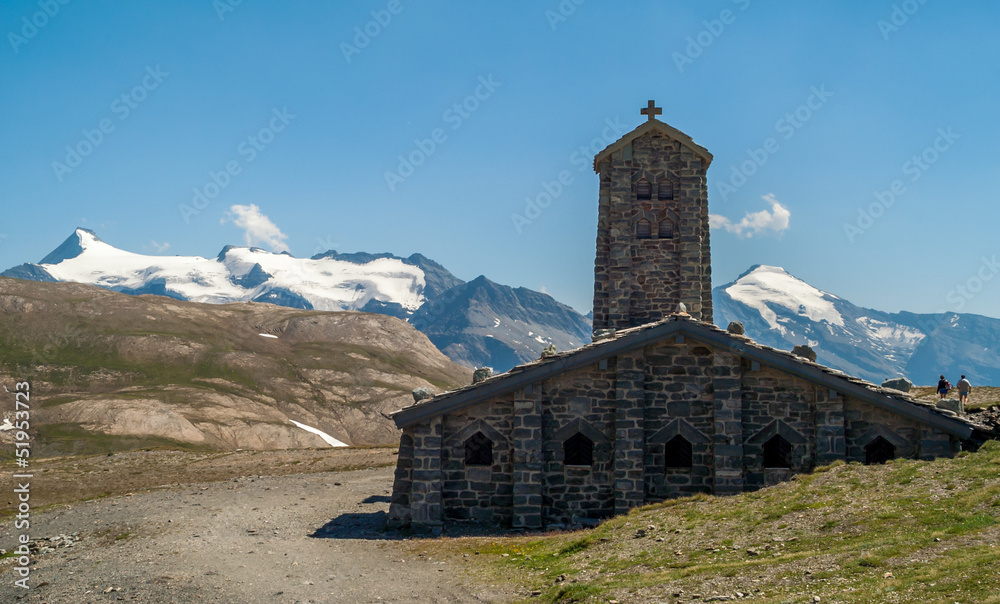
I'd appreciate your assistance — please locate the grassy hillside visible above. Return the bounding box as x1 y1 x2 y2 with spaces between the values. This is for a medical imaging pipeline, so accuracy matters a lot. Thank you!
446 442 1000 603
0 277 472 456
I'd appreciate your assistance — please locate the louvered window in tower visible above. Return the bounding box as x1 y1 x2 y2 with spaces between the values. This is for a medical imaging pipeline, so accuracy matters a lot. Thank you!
664 435 692 469
464 431 493 466
865 436 895 465
658 181 673 200
637 179 651 200
637 219 652 239
563 433 594 466
658 220 673 239
763 435 792 469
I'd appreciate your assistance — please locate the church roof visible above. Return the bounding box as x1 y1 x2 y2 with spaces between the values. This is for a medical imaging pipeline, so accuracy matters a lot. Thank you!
391 315 982 439
592 119 714 173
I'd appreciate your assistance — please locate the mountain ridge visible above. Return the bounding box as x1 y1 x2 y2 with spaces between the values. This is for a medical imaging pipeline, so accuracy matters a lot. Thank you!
2 228 592 373
713 265 1000 385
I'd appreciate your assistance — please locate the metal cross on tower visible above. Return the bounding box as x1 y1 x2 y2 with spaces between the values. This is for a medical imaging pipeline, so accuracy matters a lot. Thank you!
640 100 662 121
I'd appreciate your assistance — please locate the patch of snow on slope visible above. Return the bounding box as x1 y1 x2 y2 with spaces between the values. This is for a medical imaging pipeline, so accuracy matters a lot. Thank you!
288 420 347 447
725 265 844 333
258 333 278 339
855 317 925 350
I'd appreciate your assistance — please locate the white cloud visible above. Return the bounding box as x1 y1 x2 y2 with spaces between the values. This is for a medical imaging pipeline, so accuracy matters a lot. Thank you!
146 240 171 253
222 204 289 252
709 194 791 238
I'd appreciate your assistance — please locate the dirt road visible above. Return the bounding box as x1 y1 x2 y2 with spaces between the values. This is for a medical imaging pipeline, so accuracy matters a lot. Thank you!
0 466 512 603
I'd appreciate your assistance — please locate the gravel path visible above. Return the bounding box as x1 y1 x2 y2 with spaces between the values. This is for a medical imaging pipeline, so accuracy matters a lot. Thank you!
1 467 508 603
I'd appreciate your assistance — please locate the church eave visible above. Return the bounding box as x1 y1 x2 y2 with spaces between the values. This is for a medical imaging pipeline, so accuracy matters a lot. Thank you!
392 320 687 428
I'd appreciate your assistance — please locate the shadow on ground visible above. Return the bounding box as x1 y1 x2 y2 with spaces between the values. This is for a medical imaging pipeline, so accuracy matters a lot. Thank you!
311 509 549 541
310 510 395 540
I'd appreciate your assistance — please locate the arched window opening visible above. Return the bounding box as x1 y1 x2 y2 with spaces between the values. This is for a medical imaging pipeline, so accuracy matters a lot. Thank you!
658 220 673 239
464 431 493 466
658 181 674 200
763 435 792 469
637 179 651 200
637 219 652 239
664 435 693 469
564 432 594 466
865 436 896 465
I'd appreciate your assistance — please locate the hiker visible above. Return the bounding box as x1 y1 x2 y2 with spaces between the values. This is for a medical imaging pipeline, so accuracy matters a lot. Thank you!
957 375 972 406
937 375 950 399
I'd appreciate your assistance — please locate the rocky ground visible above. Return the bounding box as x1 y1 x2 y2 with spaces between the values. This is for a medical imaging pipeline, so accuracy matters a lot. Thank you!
0 451 517 603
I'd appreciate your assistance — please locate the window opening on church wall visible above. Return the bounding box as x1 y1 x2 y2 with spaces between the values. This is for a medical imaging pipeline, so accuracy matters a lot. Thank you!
636 219 652 239
464 431 493 466
865 436 896 465
664 435 693 469
637 179 651 200
658 181 673 200
564 432 594 466
763 435 792 469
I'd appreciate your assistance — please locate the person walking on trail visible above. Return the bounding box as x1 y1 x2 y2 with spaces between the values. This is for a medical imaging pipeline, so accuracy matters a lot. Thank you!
937 375 950 399
957 375 972 406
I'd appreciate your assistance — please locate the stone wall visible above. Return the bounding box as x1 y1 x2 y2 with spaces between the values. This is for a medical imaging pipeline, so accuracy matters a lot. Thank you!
390 334 962 532
844 398 920 461
740 365 817 490
386 429 414 529
642 339 715 500
440 397 515 525
540 363 617 526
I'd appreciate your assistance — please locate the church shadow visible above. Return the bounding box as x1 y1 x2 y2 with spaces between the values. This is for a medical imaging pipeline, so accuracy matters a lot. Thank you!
310 510 544 540
310 510 397 540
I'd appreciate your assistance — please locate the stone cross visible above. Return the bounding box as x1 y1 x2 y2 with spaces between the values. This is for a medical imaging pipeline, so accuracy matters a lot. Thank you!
641 100 661 121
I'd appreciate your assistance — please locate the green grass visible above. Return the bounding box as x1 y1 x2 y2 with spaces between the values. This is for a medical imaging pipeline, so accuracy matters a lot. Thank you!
34 423 212 457
457 441 1000 603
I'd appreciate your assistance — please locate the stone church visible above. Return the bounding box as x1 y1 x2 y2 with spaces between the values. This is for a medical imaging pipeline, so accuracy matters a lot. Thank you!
387 102 979 532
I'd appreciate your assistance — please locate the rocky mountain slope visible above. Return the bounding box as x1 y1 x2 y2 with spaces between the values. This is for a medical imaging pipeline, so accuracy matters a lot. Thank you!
3 229 592 372
714 265 1000 385
410 275 592 370
0 277 472 456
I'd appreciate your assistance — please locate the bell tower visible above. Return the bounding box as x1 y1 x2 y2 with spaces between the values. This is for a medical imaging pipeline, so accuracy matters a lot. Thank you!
591 101 713 332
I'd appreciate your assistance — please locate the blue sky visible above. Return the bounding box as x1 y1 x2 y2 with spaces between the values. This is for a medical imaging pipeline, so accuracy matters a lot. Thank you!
2 0 998 319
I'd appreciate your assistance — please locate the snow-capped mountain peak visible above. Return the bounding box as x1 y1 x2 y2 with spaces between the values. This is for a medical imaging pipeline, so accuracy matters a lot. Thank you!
724 265 844 334
3 229 594 374
19 228 427 311
714 265 1000 385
